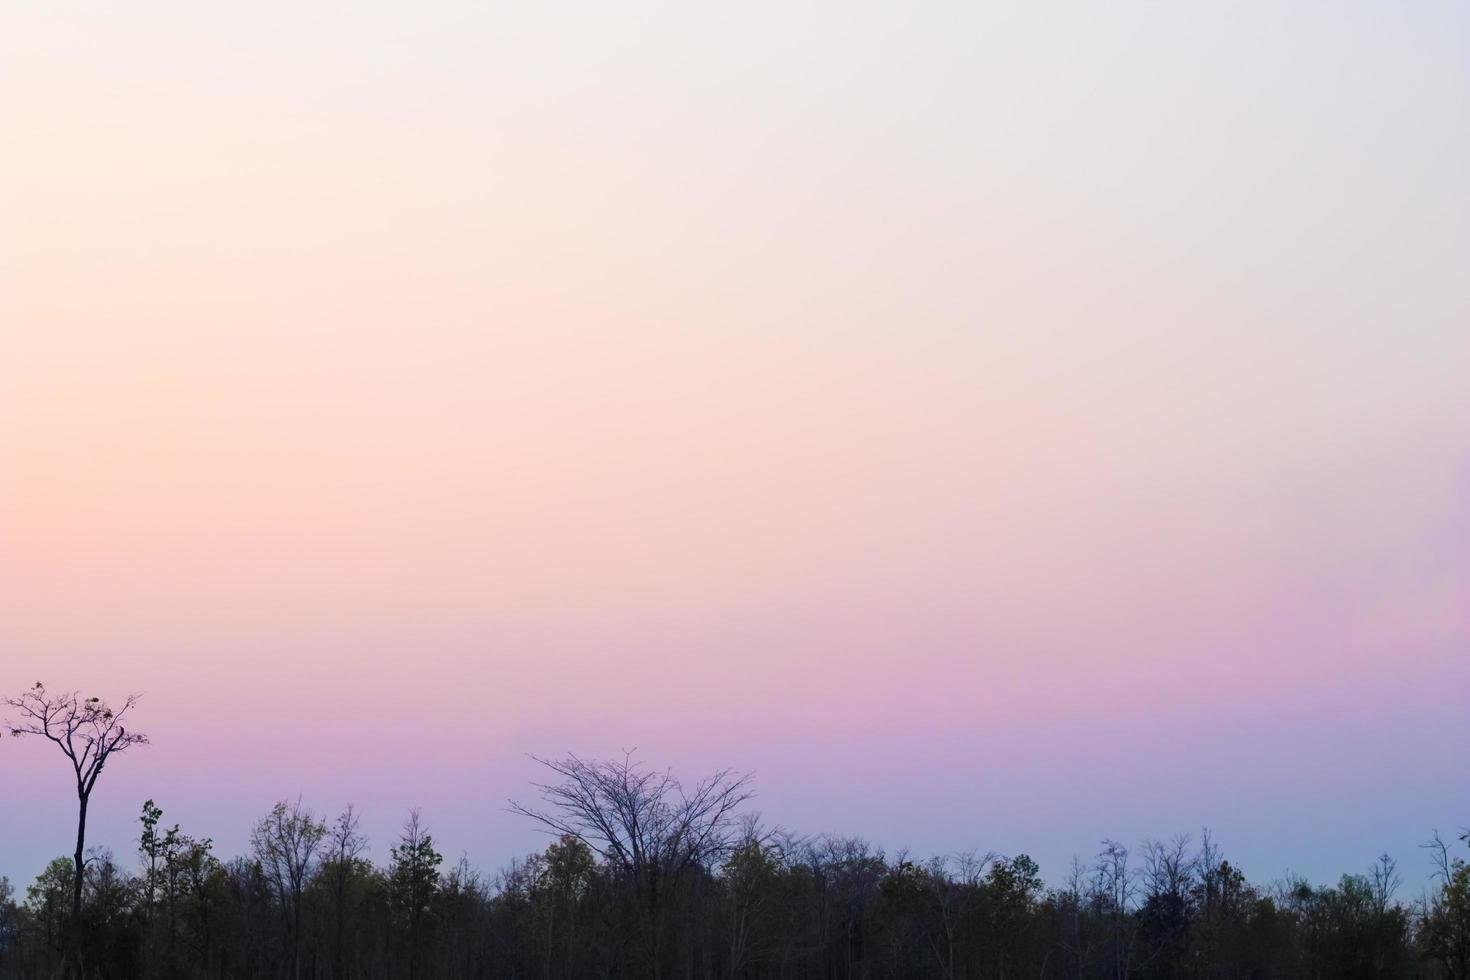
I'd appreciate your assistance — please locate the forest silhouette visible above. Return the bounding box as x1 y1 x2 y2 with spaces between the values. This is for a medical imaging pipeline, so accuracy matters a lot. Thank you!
3 686 1468 979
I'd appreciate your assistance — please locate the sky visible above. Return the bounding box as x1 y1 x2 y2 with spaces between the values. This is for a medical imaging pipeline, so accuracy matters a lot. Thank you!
1 2 1467 893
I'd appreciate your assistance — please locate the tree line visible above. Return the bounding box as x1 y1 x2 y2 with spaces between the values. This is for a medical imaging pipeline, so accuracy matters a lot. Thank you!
3 685 1468 979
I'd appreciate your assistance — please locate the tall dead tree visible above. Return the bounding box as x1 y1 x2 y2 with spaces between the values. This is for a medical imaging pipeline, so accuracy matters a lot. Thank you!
4 682 148 975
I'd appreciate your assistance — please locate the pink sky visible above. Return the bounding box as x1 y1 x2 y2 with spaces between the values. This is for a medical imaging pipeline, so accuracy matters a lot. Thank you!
2 2 1468 888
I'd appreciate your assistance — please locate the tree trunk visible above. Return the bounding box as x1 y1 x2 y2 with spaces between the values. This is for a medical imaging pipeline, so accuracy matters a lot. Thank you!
407 912 418 980
70 791 89 979
293 897 303 980
334 877 346 980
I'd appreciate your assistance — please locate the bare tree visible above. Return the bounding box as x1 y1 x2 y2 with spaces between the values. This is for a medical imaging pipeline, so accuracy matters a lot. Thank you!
510 752 752 979
1052 855 1093 980
1370 853 1402 914
4 682 148 974
1140 834 1194 903
721 813 790 978
921 852 989 979
1136 835 1195 974
326 805 368 980
1094 840 1138 980
250 798 326 980
510 752 753 885
1425 830 1456 884
1421 831 1470 978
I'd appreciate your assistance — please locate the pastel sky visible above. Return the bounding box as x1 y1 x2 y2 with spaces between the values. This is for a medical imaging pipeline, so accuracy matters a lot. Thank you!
2 3 1467 890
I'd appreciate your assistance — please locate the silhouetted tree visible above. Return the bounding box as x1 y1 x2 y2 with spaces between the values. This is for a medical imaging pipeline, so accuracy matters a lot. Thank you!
533 834 597 980
389 810 442 980
720 817 787 978
0 876 15 978
323 805 367 980
4 682 147 977
139 799 164 940
1422 831 1470 979
510 752 753 979
1093 840 1138 979
250 798 325 980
